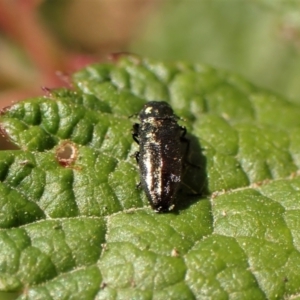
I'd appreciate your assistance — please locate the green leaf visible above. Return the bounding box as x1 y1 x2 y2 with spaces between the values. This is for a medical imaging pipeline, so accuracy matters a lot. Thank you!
1 56 300 299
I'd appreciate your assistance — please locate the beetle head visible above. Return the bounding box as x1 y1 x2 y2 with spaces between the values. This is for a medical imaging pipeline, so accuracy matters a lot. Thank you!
139 101 175 120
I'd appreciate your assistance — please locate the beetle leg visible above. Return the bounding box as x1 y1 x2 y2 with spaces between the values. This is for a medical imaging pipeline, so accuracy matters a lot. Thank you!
180 126 190 157
180 128 200 169
133 134 140 144
134 151 140 163
132 123 140 144
180 126 187 137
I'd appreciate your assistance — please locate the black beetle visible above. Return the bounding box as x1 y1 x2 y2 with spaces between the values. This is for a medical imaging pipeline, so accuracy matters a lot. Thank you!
132 101 188 212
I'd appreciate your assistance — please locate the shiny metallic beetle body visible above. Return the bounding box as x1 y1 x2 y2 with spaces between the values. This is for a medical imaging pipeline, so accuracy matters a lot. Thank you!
133 101 186 212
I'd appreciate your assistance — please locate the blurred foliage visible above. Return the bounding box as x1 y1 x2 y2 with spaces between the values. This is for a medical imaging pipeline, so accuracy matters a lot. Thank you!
1 0 300 105
131 0 300 102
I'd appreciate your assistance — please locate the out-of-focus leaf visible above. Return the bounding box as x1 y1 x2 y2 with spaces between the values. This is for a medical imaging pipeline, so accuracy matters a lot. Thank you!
132 0 300 102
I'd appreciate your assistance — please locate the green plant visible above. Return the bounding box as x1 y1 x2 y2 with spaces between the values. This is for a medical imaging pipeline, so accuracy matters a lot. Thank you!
1 56 300 299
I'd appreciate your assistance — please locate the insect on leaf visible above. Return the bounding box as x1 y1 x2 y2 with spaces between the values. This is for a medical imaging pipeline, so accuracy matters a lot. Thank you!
0 56 300 299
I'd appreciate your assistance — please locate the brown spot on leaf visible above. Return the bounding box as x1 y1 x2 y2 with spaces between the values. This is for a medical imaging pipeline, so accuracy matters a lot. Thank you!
55 141 78 167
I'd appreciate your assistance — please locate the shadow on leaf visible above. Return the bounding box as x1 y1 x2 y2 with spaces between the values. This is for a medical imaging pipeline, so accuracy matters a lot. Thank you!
175 133 208 212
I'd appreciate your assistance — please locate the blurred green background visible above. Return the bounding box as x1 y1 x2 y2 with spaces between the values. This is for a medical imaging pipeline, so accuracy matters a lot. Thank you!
1 0 300 108
132 1 300 103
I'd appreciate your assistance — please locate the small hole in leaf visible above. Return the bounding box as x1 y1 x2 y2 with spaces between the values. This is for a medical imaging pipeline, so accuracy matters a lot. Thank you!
56 141 78 167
